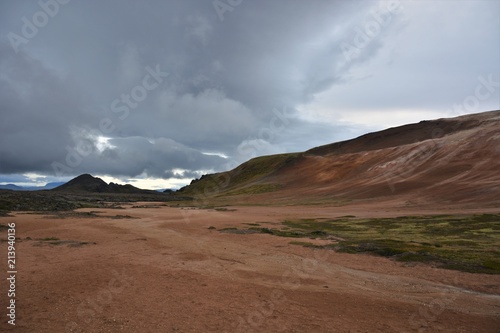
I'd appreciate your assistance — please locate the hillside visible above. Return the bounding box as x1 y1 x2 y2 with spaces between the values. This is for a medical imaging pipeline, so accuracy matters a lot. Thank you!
178 110 500 208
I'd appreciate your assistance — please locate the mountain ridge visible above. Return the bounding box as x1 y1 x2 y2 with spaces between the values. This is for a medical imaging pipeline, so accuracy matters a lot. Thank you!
53 174 157 194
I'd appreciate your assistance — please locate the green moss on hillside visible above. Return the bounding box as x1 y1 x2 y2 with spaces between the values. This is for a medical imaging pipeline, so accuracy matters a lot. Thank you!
178 153 300 196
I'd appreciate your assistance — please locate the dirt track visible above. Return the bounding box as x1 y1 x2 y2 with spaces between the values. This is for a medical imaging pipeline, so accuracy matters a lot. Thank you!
1 204 499 332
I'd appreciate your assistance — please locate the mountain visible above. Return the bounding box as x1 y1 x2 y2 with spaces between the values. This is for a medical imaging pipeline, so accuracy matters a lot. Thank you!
0 182 66 191
178 110 500 208
53 174 155 194
0 184 26 191
53 174 108 192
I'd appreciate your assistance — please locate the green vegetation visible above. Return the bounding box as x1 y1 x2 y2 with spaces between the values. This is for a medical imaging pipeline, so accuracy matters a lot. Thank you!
178 153 299 196
214 207 237 211
0 189 192 214
222 184 282 196
219 227 237 231
41 211 137 219
39 237 60 241
215 153 298 189
34 237 95 247
43 211 100 219
109 214 136 219
222 214 500 274
287 214 500 274
245 226 329 238
219 227 264 234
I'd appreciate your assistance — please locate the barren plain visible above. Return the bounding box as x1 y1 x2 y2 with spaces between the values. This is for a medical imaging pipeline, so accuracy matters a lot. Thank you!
1 201 499 333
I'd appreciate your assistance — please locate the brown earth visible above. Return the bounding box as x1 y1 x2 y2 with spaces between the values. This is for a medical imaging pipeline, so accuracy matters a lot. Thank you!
1 202 499 333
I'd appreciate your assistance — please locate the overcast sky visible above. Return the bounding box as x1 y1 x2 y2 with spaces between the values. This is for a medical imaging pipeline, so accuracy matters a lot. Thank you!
1 0 499 189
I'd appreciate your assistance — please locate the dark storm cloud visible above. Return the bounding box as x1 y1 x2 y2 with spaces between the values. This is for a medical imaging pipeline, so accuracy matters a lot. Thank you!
0 42 80 173
72 136 226 178
0 0 498 186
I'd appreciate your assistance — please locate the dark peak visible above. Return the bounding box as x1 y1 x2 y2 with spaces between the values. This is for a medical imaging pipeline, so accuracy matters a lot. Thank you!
77 173 94 178
53 174 108 192
53 174 156 194
72 173 105 182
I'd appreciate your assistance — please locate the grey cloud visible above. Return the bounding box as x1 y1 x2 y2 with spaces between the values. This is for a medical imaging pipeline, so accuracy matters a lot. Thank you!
0 0 498 186
0 43 82 173
62 136 225 179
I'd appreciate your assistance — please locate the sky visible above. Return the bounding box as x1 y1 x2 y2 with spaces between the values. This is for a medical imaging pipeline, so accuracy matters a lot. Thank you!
0 0 499 190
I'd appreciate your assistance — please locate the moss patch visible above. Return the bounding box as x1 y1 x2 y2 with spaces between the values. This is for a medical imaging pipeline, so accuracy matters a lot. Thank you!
282 214 500 274
220 214 500 274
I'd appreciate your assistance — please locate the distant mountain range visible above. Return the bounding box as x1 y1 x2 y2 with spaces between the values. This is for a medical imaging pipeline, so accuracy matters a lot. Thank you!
0 182 65 191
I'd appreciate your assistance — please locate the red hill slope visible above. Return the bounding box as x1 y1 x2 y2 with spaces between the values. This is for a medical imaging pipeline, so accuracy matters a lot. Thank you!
179 110 500 208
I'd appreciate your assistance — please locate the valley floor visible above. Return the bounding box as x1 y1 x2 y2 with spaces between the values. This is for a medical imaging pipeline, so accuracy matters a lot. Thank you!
1 203 499 332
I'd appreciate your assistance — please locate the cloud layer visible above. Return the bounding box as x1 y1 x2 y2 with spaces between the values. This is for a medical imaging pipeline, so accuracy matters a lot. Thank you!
0 0 498 188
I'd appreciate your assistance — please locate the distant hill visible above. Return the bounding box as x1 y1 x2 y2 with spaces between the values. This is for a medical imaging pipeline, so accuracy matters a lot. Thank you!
0 182 65 191
178 110 500 208
0 184 25 191
53 174 155 194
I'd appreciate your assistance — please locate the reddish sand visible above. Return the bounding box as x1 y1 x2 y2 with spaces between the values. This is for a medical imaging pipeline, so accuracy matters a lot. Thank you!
1 203 499 333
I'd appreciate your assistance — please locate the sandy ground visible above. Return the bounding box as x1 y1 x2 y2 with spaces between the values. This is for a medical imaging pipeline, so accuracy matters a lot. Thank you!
1 203 499 333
